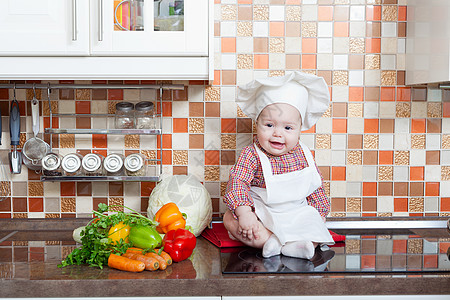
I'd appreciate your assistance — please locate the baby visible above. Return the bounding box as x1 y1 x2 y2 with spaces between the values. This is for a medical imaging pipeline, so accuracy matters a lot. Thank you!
223 71 334 260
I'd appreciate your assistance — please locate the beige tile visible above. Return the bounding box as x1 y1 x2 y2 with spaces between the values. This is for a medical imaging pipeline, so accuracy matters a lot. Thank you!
347 150 362 165
189 118 204 133
221 5 237 20
76 89 91 100
349 38 365 54
13 213 28 219
407 239 423 254
286 6 302 21
205 166 220 181
347 197 361 212
60 134 75 148
61 197 76 212
442 166 450 180
269 70 286 77
108 101 120 114
382 5 398 22
124 135 140 149
205 86 220 102
396 102 411 118
394 151 410 165
301 22 317 37
378 166 393 181
381 70 396 86
333 71 349 86
221 134 236 150
28 182 44 197
442 135 450 149
173 150 188 165
220 181 228 197
345 239 361 254
237 21 252 37
19 133 26 149
237 54 253 69
428 102 442 118
42 100 58 116
269 38 285 53
363 135 379 149
253 5 269 21
316 134 331 149
45 213 60 218
141 150 157 165
109 197 124 211
367 0 382 4
409 198 424 212
365 54 380 70
348 103 363 118
411 135 426 149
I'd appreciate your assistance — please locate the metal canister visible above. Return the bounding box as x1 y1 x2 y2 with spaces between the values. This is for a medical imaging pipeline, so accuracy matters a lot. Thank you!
61 153 83 176
42 153 62 176
82 153 104 176
103 153 125 176
124 153 146 176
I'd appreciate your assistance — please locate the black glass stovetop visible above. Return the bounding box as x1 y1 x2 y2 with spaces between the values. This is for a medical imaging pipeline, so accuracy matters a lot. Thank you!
221 228 450 274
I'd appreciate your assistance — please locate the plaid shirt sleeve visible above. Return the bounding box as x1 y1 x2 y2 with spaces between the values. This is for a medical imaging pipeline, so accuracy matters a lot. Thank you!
223 145 258 215
306 161 331 218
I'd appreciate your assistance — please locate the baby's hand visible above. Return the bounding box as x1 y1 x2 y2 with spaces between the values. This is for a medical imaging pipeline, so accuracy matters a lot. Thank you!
237 211 260 241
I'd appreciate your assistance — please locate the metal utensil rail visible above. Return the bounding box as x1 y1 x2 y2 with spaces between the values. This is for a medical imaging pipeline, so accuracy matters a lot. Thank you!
0 83 184 182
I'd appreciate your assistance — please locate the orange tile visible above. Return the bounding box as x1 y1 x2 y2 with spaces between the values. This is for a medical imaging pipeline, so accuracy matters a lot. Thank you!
425 182 439 196
331 166 346 181
361 255 376 269
379 151 393 165
302 125 316 134
364 119 379 133
410 166 424 181
443 102 450 117
140 181 156 197
332 119 347 133
254 54 269 69
108 89 123 100
392 239 407 253
363 182 377 196
157 134 172 149
286 0 301 4
394 198 408 212
366 38 381 53
162 102 172 117
221 118 236 133
441 198 450 212
60 182 76 197
398 6 407 21
411 119 426 133
238 0 252 3
205 150 220 165
301 54 316 69
93 149 107 157
380 87 395 101
302 38 317 53
423 255 438 269
440 242 450 253
349 87 364 102
366 5 381 21
158 150 172 165
173 118 188 133
318 6 333 21
43 117 59 129
75 101 90 114
221 37 236 53
334 22 349 37
269 22 285 36
92 134 107 148
397 87 411 101
29 198 43 212
213 70 220 86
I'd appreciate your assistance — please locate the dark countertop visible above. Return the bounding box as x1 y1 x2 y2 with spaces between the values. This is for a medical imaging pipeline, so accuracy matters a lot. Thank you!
1 218 450 298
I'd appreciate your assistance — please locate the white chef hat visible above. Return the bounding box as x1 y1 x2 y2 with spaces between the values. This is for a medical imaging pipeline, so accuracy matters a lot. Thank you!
236 71 330 131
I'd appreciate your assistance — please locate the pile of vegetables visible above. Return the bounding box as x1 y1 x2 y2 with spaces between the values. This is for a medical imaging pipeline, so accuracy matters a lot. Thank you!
59 202 196 272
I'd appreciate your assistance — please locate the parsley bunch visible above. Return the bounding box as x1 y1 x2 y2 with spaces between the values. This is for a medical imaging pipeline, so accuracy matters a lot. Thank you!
59 203 158 269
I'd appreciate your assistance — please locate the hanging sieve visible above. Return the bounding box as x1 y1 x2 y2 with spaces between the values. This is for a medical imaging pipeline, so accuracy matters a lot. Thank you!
22 137 50 170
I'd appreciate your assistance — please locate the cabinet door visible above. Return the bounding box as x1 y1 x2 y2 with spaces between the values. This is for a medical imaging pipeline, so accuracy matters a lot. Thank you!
91 0 208 56
0 0 89 55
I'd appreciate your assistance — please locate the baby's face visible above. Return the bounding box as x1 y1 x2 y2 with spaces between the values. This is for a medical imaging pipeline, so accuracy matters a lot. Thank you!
256 103 302 156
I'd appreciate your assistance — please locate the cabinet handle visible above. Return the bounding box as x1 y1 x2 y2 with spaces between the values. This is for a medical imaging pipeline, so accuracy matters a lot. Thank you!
72 0 77 41
98 0 103 41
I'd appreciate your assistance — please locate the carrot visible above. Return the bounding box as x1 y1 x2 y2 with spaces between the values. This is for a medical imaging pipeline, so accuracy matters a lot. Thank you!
108 253 145 272
123 252 159 271
145 252 167 270
126 247 144 254
155 249 172 266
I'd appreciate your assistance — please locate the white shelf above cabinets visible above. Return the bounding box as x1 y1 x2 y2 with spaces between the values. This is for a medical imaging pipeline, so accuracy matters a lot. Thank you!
0 0 213 80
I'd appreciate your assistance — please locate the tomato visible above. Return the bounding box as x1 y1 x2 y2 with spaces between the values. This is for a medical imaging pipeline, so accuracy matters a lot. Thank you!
108 221 131 244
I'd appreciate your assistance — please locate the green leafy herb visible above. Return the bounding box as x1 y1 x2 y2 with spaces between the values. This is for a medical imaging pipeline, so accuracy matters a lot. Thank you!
58 203 158 269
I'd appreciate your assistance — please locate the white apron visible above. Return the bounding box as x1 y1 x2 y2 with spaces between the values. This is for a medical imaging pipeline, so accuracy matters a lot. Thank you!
251 142 334 245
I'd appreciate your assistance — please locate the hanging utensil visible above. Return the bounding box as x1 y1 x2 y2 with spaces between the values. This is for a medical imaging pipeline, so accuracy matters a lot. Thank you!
9 85 21 174
0 103 11 202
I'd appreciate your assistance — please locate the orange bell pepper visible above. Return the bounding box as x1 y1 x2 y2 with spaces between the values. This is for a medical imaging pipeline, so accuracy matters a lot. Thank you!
154 202 186 234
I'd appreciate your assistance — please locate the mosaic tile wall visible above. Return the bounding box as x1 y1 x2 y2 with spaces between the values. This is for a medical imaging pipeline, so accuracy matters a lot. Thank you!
1 0 450 219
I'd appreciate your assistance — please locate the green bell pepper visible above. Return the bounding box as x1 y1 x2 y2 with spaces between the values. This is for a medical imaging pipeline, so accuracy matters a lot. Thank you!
128 225 162 249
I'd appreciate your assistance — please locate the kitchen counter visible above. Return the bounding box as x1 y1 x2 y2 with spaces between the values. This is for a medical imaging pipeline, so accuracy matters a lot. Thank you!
0 218 449 298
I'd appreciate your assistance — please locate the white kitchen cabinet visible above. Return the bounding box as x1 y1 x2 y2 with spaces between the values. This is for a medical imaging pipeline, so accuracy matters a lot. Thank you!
0 0 212 80
406 0 450 85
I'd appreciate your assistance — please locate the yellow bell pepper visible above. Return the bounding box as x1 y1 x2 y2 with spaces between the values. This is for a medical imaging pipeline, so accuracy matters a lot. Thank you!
108 221 131 244
154 202 186 234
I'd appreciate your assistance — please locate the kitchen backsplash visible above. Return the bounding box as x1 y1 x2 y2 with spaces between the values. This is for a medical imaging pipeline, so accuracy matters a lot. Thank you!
0 0 449 219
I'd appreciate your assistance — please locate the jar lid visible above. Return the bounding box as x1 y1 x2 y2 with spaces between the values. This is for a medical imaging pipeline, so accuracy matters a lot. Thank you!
42 153 61 171
104 154 124 173
135 101 154 112
115 102 134 112
61 154 82 173
82 153 103 172
124 154 144 172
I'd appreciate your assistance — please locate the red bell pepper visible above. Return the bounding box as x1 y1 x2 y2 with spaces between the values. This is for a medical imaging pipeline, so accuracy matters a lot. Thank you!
162 228 196 262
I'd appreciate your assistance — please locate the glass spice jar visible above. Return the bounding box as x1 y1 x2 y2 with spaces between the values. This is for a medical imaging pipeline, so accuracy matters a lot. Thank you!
124 153 147 176
103 153 125 176
82 153 105 176
135 101 155 129
61 153 83 176
42 153 62 176
115 102 135 129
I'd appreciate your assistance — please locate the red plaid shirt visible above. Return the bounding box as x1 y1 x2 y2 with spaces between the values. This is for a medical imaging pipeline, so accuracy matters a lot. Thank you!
224 138 330 218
